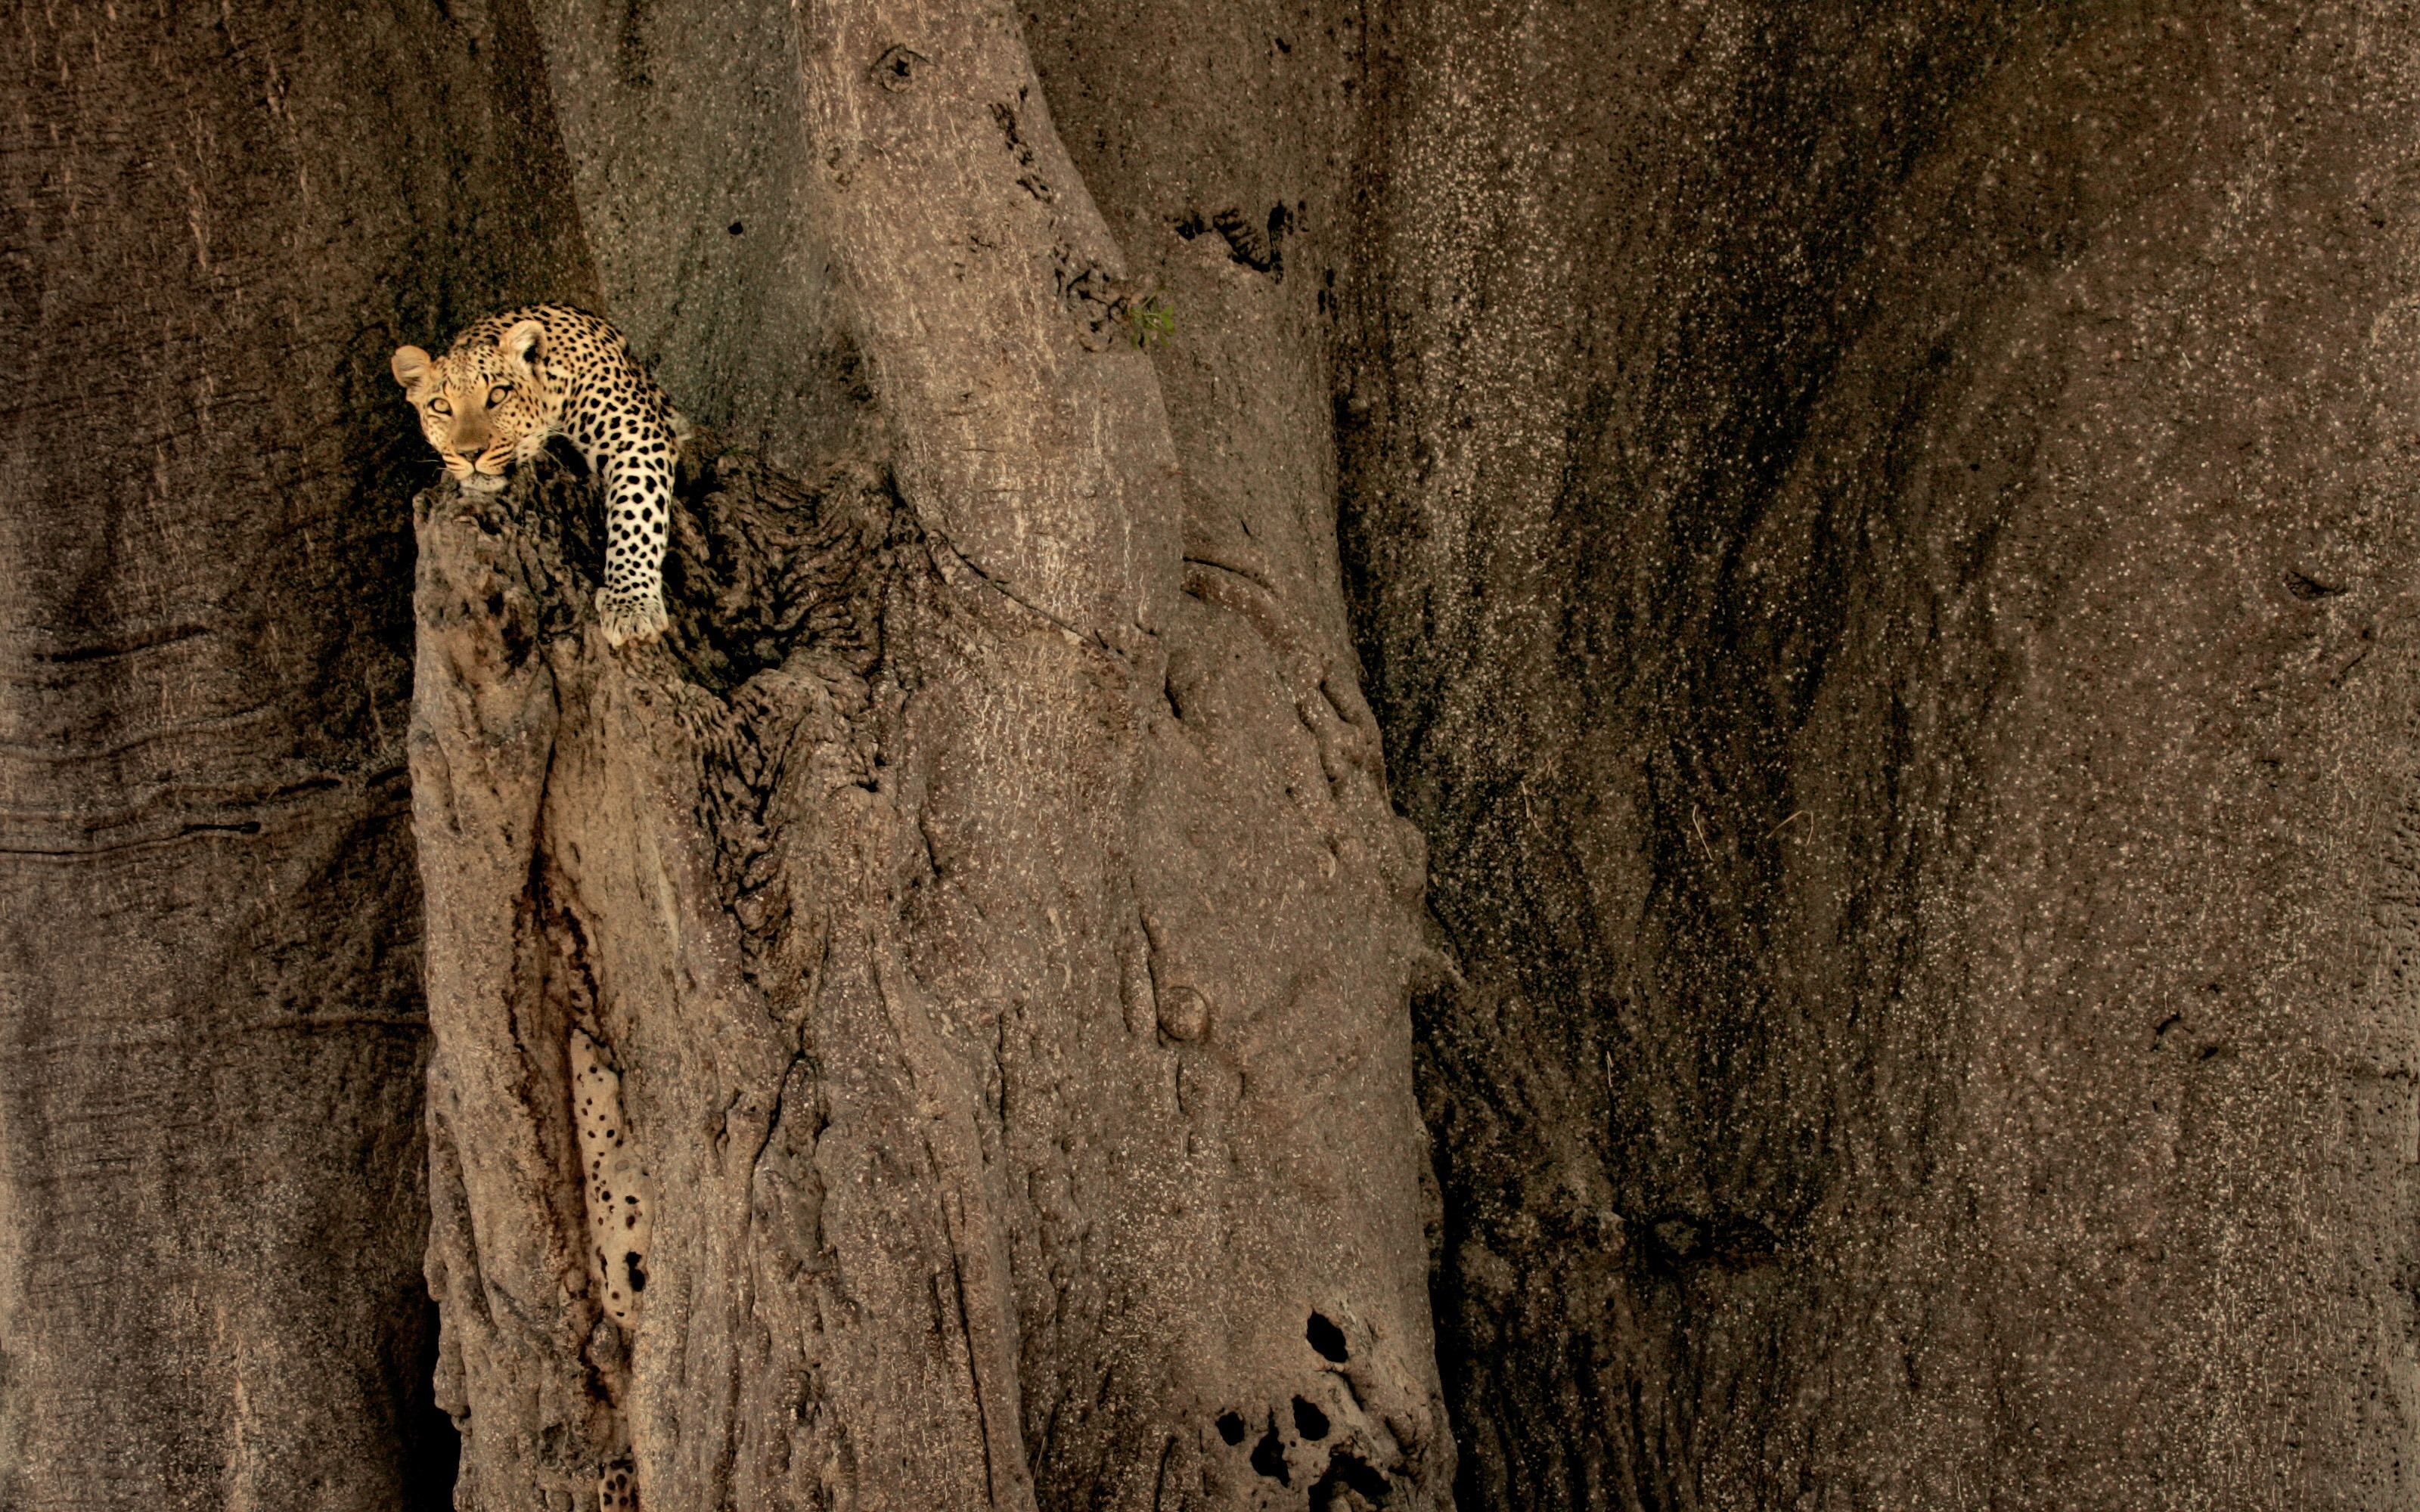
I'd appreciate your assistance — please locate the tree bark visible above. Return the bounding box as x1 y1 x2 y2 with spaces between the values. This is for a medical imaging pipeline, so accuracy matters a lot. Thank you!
1337 2 2420 1506
0 0 590 1505
409 6 1447 1510
13 1 2420 1508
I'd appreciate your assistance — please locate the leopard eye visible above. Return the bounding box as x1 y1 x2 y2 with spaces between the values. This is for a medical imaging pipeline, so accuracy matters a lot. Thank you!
488 383 513 407
430 398 452 416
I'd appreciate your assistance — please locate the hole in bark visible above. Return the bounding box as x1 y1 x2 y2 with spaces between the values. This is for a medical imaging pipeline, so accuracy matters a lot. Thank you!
1210 206 1283 278
624 1253 647 1292
1292 1396 1329 1439
870 44 928 91
1250 1424 1290 1483
1216 1411 1246 1445
2285 569 2347 600
399 1294 459 1510
728 221 744 235
1309 1449 1391 1507
1307 1312 1348 1362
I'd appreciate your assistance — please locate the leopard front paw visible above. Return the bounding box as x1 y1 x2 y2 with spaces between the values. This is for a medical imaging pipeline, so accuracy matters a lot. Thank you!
596 587 670 648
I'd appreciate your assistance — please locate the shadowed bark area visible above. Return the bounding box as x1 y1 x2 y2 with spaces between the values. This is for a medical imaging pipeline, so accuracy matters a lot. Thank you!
0 0 591 1505
1336 2 2420 1506
525 0 873 479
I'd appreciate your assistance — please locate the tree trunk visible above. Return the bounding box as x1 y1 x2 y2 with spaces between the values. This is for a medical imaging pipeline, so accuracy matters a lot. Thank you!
1337 2 2420 1507
408 5 1447 1509
0 0 590 1505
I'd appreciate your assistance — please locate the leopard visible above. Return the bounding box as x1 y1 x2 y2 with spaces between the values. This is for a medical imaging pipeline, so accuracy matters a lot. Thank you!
392 304 688 646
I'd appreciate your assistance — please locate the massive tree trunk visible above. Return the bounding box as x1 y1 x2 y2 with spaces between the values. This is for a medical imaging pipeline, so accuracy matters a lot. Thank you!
8 1 2420 1509
1338 4 2420 1507
409 4 1444 1509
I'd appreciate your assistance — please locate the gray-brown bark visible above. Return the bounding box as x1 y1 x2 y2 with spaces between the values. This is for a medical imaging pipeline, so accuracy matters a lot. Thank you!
1336 2 2420 1507
0 0 591 1504
408 8 1447 1503
14 0 2420 1508
413 434 1443 1511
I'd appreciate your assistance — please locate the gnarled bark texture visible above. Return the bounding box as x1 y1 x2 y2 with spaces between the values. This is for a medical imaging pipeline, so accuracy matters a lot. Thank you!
409 8 1445 1510
0 0 588 1504
11 0 2420 1508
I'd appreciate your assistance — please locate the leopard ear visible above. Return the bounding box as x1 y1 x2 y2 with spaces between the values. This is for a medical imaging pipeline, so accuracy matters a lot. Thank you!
500 319 546 378
391 345 433 395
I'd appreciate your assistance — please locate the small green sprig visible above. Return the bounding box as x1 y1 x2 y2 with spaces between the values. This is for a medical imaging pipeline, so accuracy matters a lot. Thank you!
1124 293 1175 350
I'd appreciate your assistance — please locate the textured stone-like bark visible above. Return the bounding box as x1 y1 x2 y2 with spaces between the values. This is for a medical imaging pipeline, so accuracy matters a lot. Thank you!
414 438 1444 1511
413 7 1447 1505
27 1 2418 1507
0 0 590 1505
794 11 1447 1500
1339 2 2420 1506
523 0 872 479
413 448 948 1508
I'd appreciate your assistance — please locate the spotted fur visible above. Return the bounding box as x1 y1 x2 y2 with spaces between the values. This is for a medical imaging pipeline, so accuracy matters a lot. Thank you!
570 1027 654 1330
392 305 687 646
597 1464 637 1510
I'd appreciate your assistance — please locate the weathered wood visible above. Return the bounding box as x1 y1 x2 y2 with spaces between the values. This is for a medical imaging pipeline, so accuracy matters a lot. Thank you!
413 380 1444 1508
26 0 2414 1506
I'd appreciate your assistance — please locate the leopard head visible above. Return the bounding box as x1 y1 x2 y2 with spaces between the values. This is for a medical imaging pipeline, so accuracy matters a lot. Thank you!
392 319 549 488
